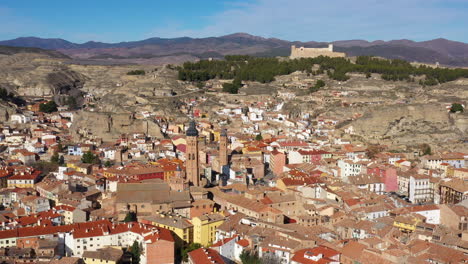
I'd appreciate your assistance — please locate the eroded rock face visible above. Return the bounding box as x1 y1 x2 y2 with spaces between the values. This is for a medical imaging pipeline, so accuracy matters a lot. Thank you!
71 111 163 141
0 53 85 97
349 104 465 148
0 103 15 122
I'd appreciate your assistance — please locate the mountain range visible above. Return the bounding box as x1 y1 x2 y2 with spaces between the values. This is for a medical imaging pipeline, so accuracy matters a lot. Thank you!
1 33 468 66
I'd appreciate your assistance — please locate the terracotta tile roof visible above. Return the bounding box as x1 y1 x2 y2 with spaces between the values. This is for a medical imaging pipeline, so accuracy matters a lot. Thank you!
291 246 340 264
278 141 308 147
236 239 249 247
188 248 226 264
8 170 41 180
390 204 439 215
210 235 237 247
281 177 322 187
72 221 174 242
53 205 76 212
0 219 172 243
341 241 366 260
440 178 468 193
49 257 82 264
83 247 123 262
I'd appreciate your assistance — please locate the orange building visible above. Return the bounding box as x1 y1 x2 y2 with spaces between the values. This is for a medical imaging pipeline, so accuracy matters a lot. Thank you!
145 231 175 264
269 149 286 176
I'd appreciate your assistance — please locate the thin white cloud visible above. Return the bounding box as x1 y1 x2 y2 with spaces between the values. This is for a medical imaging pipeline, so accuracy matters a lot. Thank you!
147 0 468 42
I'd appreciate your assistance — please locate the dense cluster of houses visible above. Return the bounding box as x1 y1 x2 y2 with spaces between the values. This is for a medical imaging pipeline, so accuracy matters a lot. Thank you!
0 95 466 264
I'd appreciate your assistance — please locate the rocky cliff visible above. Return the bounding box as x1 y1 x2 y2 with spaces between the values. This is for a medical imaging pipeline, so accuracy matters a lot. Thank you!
71 111 163 141
0 53 85 97
348 103 467 150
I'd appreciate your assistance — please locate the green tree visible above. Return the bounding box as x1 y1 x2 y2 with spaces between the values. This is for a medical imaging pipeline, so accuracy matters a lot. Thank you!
222 78 242 94
124 212 137 222
0 88 8 100
39 101 58 113
129 240 141 264
58 156 65 166
450 103 464 113
239 250 261 264
104 160 113 168
32 161 58 176
50 153 59 164
127 70 145 75
420 144 432 156
81 151 100 164
57 143 64 152
315 79 325 88
196 82 204 89
310 79 325 93
177 54 468 88
255 134 263 141
181 243 202 262
66 96 78 110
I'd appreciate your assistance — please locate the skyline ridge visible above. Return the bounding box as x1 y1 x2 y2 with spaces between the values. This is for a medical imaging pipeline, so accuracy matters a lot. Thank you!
1 33 467 46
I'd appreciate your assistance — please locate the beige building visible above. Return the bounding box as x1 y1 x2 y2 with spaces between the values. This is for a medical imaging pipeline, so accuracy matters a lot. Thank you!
290 44 346 59
115 179 191 220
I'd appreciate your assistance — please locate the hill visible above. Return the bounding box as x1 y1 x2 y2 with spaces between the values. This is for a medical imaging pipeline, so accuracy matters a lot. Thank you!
0 45 70 59
1 34 468 66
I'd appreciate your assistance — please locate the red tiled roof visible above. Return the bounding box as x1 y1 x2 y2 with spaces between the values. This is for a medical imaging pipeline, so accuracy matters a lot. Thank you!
188 248 226 264
8 170 41 180
279 141 308 147
72 221 174 242
292 246 341 264
260 197 273 205
236 239 249 247
281 177 321 186
210 235 237 247
53 205 76 212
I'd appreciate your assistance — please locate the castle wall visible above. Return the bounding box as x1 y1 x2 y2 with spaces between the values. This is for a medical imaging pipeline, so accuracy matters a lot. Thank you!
290 45 346 59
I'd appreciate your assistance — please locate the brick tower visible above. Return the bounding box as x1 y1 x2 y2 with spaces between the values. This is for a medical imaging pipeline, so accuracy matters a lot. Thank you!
186 120 200 186
219 128 228 171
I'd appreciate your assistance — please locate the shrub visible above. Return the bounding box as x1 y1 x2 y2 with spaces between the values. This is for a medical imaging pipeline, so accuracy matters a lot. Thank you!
127 70 145 75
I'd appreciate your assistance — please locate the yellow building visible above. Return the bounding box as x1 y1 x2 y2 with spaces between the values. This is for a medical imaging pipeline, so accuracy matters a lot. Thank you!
212 130 221 142
192 213 225 247
150 158 185 182
242 146 262 155
453 168 468 180
142 214 194 245
7 170 41 188
66 162 92 174
393 215 422 232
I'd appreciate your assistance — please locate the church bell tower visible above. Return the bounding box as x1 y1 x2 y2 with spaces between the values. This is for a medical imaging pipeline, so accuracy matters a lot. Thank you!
186 120 200 186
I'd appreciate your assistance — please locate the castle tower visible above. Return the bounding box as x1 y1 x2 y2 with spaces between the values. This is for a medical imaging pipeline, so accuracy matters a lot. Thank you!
290 45 297 59
219 128 228 171
186 120 200 186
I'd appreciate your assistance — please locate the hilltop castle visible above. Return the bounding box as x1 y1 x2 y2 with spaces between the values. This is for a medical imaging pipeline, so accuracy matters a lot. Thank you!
290 44 346 59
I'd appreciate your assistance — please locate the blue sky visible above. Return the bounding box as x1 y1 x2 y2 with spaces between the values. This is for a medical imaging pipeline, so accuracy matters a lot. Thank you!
0 0 467 43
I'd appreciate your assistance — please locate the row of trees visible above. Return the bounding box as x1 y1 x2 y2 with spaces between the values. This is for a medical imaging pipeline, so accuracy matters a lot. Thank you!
0 87 26 106
39 101 58 113
81 151 101 164
127 70 146 75
178 55 468 87
222 78 243 94
310 79 325 93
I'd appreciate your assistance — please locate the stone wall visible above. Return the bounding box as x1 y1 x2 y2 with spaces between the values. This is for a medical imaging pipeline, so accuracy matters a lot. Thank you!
290 44 346 59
